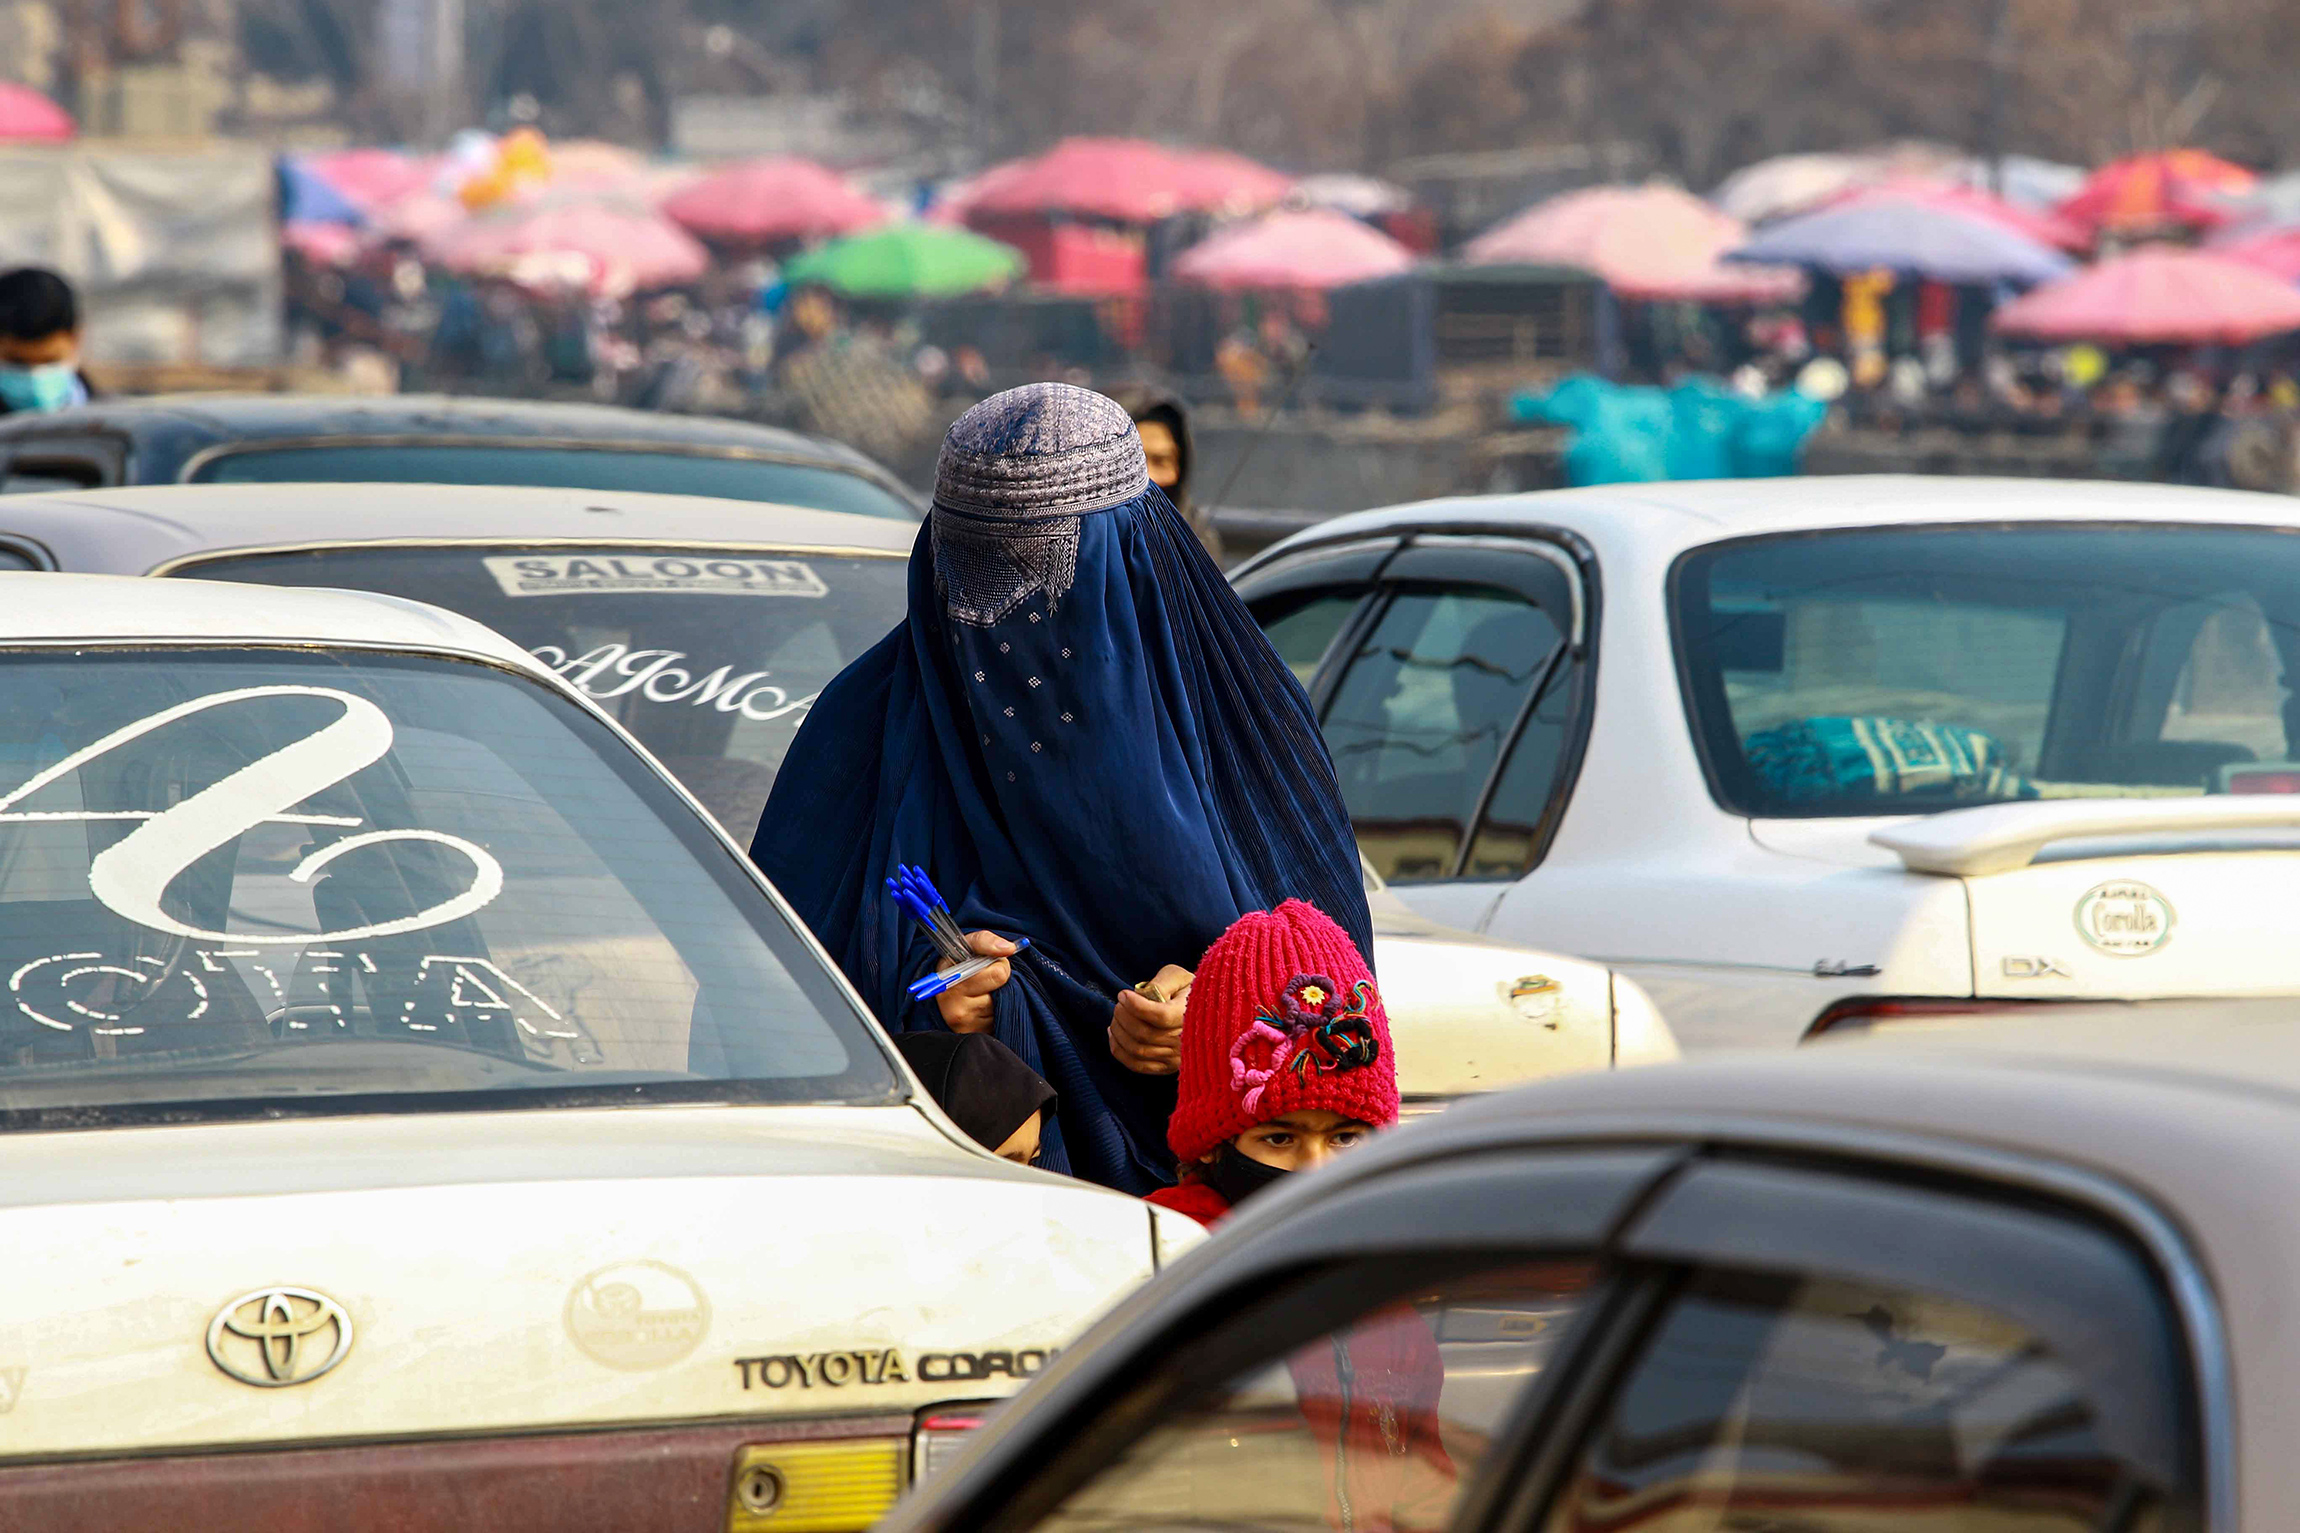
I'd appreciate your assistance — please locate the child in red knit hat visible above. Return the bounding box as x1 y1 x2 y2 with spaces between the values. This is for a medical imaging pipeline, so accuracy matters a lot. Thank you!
1148 898 1400 1227
1148 900 1452 1531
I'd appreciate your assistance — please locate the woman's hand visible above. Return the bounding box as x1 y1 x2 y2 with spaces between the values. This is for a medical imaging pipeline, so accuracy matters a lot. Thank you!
934 931 1017 1034
1109 964 1193 1075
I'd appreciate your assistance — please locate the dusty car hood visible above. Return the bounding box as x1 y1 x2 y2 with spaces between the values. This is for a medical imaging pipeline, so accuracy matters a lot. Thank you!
0 1104 1161 1458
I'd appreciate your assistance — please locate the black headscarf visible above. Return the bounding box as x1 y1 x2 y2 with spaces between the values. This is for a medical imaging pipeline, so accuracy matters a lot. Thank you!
896 1031 1058 1155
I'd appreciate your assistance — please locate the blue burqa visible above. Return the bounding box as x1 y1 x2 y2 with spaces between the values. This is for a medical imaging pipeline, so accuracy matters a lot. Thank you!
752 482 1370 1194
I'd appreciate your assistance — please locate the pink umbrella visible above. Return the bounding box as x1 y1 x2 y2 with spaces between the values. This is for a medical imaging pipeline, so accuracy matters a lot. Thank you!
369 191 467 249
1172 208 1414 290
1994 247 2300 344
1826 177 2090 253
661 157 888 247
439 200 709 295
0 82 72 143
305 148 431 211
966 138 1290 223
1465 185 1801 304
2214 225 2300 284
283 220 362 267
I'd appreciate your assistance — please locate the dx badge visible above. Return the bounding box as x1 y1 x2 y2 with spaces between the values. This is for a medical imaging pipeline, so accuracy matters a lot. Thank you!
206 1287 354 1388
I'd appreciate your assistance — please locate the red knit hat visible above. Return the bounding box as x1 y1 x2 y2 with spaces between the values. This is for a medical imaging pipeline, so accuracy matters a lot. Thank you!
1168 899 1398 1165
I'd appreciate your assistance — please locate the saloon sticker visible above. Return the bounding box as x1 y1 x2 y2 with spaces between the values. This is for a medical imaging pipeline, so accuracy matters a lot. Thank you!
485 554 829 599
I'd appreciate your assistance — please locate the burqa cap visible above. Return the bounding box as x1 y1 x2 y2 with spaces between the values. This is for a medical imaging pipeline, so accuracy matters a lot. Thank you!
932 381 1150 518
896 1030 1059 1154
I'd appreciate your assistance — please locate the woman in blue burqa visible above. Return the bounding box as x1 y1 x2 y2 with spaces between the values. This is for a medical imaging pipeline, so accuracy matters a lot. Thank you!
752 383 1370 1194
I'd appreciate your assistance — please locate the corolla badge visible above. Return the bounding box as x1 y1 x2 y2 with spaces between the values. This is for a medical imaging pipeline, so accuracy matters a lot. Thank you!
206 1287 354 1388
2074 880 2176 956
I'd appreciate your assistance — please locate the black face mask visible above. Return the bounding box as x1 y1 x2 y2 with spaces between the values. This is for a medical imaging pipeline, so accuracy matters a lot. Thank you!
1200 1143 1292 1208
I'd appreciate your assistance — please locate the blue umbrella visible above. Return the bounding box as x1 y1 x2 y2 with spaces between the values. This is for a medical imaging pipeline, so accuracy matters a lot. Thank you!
1724 196 2073 286
276 155 364 226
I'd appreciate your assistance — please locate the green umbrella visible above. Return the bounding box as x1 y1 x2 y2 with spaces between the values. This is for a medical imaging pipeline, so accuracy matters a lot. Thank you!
783 222 1026 298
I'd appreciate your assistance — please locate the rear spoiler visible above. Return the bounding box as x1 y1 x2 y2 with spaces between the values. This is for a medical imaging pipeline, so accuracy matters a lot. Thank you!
1871 797 2300 876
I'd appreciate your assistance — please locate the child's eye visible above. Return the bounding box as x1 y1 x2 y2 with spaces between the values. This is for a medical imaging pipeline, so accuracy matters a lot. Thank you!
1259 1133 1294 1147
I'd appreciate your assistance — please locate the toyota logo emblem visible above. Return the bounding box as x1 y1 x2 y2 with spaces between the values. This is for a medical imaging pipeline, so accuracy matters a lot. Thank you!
205 1287 354 1388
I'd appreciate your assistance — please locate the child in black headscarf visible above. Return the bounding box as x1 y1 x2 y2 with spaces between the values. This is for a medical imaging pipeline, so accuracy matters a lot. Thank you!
897 1031 1058 1166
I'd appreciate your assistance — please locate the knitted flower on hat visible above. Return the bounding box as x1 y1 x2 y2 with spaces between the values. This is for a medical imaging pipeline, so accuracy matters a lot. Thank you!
1168 899 1398 1165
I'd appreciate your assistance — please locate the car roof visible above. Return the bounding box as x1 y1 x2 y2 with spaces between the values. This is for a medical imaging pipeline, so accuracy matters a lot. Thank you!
1251 475 2300 570
0 482 920 572
0 569 540 669
0 391 891 472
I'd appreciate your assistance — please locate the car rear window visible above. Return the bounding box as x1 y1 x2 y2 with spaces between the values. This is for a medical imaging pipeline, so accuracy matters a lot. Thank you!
174 546 911 841
0 646 897 1126
187 443 918 521
1676 524 2300 816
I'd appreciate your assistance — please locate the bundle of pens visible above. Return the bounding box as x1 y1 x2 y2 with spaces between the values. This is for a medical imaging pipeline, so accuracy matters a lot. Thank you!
886 863 1031 1003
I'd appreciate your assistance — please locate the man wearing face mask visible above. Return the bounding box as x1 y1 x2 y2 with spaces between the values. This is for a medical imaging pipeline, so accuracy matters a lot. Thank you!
0 268 92 417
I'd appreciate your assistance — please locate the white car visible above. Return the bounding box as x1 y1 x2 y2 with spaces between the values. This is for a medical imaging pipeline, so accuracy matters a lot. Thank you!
1235 476 2300 1050
0 483 1676 1099
0 574 1194 1526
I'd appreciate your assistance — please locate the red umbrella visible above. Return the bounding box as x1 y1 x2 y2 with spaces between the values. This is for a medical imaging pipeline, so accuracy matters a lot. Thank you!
1993 247 2300 344
660 157 887 247
1826 177 2090 253
965 138 1290 223
283 220 362 267
1465 184 1800 303
438 200 709 295
1172 208 1413 291
2055 150 2257 238
369 191 466 248
0 83 72 143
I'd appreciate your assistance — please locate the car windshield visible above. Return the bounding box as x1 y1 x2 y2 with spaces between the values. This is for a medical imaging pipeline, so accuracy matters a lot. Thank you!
175 546 912 839
1677 524 2300 817
0 646 897 1126
187 443 918 521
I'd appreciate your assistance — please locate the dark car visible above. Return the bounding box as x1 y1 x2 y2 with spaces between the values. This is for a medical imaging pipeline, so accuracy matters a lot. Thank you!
0 393 920 520
879 1015 2274 1531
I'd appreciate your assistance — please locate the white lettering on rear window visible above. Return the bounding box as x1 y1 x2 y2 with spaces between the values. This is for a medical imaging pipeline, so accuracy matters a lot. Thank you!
0 685 504 944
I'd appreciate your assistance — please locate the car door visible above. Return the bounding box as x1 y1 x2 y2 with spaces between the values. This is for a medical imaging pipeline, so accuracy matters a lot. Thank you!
917 1143 2210 1533
1241 533 1593 932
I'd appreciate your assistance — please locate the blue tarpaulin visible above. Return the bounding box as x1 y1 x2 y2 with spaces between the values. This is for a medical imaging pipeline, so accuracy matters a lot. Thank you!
1513 375 1826 485
277 156 364 226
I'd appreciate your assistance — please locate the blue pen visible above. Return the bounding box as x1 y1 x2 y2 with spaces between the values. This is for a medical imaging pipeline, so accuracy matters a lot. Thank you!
909 938 1031 1002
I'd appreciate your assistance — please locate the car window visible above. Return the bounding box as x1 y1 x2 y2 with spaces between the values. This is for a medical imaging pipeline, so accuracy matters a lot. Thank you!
1022 1258 1595 1533
1542 1265 2182 1533
187 443 918 520
1257 588 1366 689
1677 525 2300 815
0 646 895 1125
1322 583 1567 882
172 547 911 841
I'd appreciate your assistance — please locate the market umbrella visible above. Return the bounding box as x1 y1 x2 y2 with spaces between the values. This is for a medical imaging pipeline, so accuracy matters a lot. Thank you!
304 147 432 211
283 220 362 267
278 156 365 225
661 157 888 247
438 199 710 294
781 222 1024 298
1291 172 1414 218
1725 195 2074 285
2226 169 2300 235
964 137 1290 223
368 191 466 248
1465 184 1800 303
2055 150 2257 238
1993 247 2300 344
1171 208 1414 290
1711 153 1871 224
0 83 73 143
1825 176 2090 252
2216 225 2300 284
